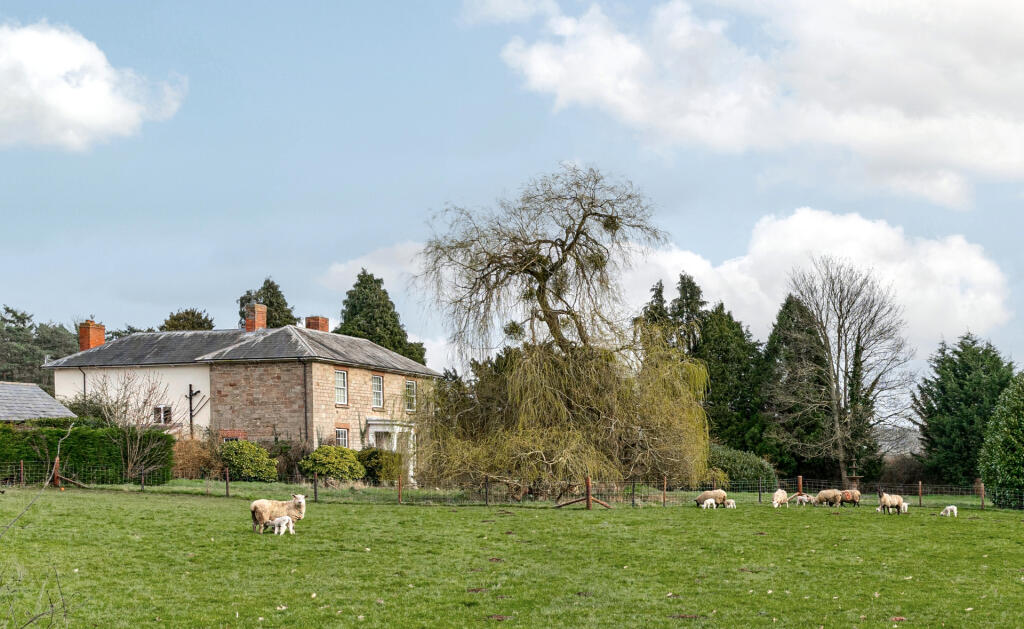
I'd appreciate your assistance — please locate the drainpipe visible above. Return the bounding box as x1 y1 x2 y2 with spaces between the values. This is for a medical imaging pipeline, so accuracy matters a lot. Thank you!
78 367 87 396
302 360 310 447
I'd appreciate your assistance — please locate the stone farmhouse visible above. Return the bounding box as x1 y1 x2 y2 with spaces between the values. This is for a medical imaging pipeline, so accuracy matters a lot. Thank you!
43 304 439 452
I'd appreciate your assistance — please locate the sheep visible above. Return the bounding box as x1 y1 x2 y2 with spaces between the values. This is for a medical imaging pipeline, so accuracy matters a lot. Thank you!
251 494 306 534
701 498 717 509
772 489 789 508
813 489 842 507
839 489 861 507
900 502 909 514
694 489 727 507
876 490 904 515
940 505 958 518
794 494 812 506
270 515 295 535
724 499 737 509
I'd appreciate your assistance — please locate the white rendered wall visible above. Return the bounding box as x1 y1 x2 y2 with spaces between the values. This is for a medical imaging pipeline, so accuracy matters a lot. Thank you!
53 365 212 434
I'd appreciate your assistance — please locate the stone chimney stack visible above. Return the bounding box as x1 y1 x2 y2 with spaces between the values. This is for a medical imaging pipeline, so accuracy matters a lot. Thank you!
78 320 105 351
245 303 268 332
305 316 329 332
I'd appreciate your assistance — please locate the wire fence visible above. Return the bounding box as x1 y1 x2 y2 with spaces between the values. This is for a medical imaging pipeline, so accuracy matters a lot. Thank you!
1 461 1014 511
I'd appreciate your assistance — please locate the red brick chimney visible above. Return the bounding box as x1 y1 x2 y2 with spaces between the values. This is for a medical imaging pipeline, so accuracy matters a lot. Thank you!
245 303 268 332
78 320 105 351
305 316 329 332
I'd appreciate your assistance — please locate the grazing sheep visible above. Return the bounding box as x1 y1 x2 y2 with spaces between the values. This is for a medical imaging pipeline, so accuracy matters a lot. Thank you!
772 489 789 508
940 505 958 518
251 494 306 534
839 489 861 507
813 489 842 507
270 515 295 535
694 489 727 507
724 499 737 509
876 490 904 515
900 502 909 514
794 494 811 506
701 498 717 509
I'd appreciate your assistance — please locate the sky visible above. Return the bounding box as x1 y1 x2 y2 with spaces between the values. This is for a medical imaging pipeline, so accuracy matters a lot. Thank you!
1 1 1022 373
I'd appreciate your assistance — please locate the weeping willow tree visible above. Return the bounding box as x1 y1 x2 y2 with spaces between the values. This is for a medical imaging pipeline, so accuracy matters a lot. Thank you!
417 164 710 492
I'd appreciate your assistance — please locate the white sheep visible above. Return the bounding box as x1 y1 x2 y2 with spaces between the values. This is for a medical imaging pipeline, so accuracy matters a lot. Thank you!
251 494 306 534
772 488 789 508
724 499 737 509
794 494 811 506
940 505 958 518
270 515 295 535
900 502 909 514
877 490 904 515
694 489 727 507
701 498 717 509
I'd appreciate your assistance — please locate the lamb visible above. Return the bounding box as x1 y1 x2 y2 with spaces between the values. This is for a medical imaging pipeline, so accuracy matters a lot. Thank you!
694 489 727 507
940 505 958 518
813 489 842 507
839 489 861 507
876 490 904 515
900 502 909 514
270 515 295 535
724 499 737 509
251 494 306 534
772 488 789 508
701 498 717 509
794 494 812 506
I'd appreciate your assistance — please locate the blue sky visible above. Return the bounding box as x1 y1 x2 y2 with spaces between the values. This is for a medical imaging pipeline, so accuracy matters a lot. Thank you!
1 1 1022 370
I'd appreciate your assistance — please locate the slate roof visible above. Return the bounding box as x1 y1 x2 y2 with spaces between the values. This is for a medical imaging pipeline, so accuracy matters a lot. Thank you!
0 382 76 421
43 327 440 378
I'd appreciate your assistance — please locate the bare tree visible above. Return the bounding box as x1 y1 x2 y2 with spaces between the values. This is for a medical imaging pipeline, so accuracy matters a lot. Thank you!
770 256 913 484
94 372 180 479
420 163 665 357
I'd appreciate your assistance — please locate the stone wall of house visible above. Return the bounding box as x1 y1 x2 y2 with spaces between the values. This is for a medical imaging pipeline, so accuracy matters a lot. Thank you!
209 362 308 442
309 361 426 450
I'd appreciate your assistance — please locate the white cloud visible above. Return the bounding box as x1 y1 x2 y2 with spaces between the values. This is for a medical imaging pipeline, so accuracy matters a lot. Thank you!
461 0 560 24
318 241 423 295
622 208 1011 353
497 1 1024 207
0 21 185 151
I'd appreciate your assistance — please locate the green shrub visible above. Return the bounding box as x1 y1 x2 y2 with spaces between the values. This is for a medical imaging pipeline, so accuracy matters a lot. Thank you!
709 444 777 486
298 446 364 480
357 448 404 483
25 416 105 429
0 424 173 484
220 440 278 482
979 373 1024 509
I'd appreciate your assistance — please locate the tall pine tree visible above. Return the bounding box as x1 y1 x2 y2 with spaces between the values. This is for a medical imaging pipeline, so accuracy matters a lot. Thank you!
0 306 77 394
160 308 215 331
912 333 1014 484
237 277 299 328
334 269 426 364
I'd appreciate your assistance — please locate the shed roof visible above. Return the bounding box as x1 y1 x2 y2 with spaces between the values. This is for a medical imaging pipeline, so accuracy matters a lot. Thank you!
0 382 76 421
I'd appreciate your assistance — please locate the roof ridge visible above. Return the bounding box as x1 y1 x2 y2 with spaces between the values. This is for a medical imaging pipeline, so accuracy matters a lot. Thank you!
194 328 273 361
285 326 318 357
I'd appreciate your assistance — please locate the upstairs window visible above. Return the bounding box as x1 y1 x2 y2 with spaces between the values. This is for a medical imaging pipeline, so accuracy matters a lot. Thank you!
405 380 417 412
334 370 348 405
153 405 172 424
371 375 383 408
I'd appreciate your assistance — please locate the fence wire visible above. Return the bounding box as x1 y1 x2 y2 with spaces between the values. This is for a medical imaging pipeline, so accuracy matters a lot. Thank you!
1 462 1015 511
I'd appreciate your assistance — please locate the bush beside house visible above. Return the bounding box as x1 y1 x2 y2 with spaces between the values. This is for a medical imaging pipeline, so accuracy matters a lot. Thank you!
220 440 278 482
357 447 403 483
299 445 365 480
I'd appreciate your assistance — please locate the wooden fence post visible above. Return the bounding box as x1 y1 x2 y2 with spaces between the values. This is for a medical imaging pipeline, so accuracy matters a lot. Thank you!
585 476 592 510
19 460 24 486
224 467 230 498
631 479 636 508
797 475 803 495
918 480 922 507
313 472 319 503
980 482 985 510
53 457 60 488
662 475 667 507
397 474 403 504
758 478 763 503
485 477 490 507
140 472 145 492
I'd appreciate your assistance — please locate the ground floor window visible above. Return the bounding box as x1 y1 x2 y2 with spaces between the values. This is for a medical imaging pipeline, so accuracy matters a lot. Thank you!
153 405 172 424
222 436 239 442
335 428 349 448
374 431 392 450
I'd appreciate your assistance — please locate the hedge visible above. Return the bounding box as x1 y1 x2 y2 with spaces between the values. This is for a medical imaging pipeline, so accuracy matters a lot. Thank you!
709 444 777 486
220 440 278 482
0 423 174 484
357 447 404 483
299 446 364 480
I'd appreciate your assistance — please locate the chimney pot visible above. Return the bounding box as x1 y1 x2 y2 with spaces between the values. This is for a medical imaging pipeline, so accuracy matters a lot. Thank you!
245 303 268 331
305 316 329 332
78 320 105 351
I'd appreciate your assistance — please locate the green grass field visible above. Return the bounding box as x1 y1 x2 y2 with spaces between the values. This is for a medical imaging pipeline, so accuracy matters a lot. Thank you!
2 488 1022 627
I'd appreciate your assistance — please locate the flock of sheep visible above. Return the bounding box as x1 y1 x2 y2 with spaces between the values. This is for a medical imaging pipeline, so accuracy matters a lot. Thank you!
693 487 959 517
242 487 961 534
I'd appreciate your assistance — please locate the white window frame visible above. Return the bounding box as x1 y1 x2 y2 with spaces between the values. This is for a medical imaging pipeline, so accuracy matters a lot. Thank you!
371 375 383 408
335 428 349 448
222 436 239 443
405 380 417 412
153 405 172 425
334 370 348 405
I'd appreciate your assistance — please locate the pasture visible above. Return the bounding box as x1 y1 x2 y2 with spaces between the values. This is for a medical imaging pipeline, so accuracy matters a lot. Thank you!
2 489 1023 627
